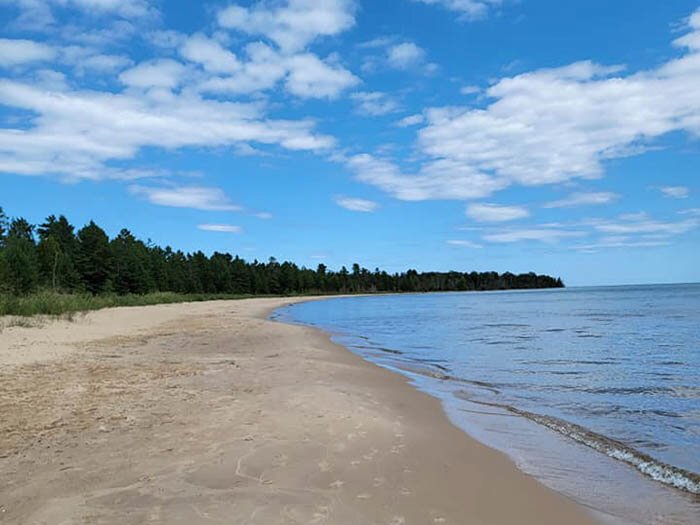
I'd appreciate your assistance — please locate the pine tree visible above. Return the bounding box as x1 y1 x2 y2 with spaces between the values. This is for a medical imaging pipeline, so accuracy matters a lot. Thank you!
36 215 80 291
2 218 39 294
110 229 152 294
75 221 112 294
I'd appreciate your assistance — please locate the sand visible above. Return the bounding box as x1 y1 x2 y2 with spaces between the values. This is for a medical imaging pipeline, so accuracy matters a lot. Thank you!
0 297 600 524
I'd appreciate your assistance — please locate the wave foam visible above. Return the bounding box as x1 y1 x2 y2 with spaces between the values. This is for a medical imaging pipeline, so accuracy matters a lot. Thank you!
454 390 700 495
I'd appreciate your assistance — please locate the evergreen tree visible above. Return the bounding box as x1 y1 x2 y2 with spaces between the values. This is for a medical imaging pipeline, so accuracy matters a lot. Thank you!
110 229 152 294
0 206 565 298
1 218 39 294
36 215 80 291
75 221 112 294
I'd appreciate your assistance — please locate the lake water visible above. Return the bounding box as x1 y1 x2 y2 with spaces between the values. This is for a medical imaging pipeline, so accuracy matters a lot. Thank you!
275 284 700 524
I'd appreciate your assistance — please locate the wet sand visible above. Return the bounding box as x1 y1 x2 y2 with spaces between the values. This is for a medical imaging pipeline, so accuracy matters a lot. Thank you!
0 297 599 524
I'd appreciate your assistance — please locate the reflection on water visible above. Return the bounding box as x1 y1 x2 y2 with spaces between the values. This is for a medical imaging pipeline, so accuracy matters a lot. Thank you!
277 284 700 524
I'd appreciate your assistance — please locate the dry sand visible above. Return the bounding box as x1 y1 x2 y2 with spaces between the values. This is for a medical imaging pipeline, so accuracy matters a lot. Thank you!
0 297 600 524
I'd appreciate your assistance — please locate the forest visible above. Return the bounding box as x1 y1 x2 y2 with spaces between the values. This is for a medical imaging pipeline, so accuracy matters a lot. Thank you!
0 207 564 300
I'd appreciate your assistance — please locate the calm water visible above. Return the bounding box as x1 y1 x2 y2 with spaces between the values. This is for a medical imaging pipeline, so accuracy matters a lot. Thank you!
276 284 700 524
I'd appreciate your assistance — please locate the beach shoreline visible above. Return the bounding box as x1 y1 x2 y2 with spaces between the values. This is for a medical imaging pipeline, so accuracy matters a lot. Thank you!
0 297 598 524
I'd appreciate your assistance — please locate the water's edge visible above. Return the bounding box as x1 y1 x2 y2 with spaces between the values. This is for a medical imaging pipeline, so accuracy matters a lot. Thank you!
396 360 700 495
271 294 700 525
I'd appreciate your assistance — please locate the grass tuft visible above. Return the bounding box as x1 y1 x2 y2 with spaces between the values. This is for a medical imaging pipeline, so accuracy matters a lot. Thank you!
0 291 256 318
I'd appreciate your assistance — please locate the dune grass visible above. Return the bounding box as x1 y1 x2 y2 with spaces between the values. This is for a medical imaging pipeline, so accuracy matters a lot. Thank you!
0 290 256 318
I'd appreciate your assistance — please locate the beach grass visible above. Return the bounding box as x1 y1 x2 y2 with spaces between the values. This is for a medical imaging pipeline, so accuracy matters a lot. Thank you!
0 290 257 318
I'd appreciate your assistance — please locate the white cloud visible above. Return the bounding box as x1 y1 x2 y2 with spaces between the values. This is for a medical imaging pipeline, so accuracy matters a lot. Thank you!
0 38 56 66
284 53 359 98
198 43 358 99
396 114 424 127
335 196 379 212
20 43 132 76
78 53 132 72
387 42 426 69
254 212 273 220
351 91 400 116
447 239 482 248
544 191 619 208
33 69 68 90
180 34 241 74
460 85 481 95
3 0 156 24
119 59 187 89
366 11 700 202
412 0 503 21
361 39 435 74
0 79 334 180
198 223 243 233
466 203 529 222
469 212 697 248
217 0 356 52
571 211 700 251
483 227 586 244
344 10 700 206
345 153 507 201
659 185 690 199
382 9 700 199
198 42 289 95
130 185 241 211
573 237 671 252
590 216 699 236
55 0 155 18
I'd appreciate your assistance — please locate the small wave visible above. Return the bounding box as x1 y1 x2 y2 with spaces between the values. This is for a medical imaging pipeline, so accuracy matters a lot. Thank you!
455 391 700 495
483 323 531 328
351 343 403 355
520 358 621 366
394 363 502 395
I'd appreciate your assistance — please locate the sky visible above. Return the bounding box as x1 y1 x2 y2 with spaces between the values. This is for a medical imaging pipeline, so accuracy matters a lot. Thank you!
0 0 699 286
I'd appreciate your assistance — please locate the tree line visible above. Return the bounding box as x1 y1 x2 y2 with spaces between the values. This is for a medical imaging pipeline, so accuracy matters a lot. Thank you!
0 207 564 296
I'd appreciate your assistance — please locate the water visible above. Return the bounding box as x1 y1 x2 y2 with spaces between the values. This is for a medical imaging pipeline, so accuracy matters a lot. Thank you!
276 284 700 524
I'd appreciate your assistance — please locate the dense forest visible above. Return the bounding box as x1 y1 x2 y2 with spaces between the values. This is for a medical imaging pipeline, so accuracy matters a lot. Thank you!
0 207 564 297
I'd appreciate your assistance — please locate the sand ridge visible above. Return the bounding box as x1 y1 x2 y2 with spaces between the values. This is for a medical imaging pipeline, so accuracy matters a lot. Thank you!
0 297 599 524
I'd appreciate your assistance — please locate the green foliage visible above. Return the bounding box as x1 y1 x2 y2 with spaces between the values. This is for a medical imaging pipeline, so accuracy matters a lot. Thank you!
75 221 112 294
0 206 565 316
1 218 39 294
0 291 254 317
36 215 81 291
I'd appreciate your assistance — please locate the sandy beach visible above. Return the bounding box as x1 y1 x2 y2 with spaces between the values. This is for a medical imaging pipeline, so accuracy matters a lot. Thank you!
0 297 599 524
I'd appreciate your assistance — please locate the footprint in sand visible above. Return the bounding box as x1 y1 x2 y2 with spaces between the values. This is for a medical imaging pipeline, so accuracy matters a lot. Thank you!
362 448 378 461
310 505 330 524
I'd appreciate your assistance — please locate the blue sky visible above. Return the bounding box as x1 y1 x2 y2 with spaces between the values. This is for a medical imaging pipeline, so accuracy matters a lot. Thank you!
1 0 699 286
